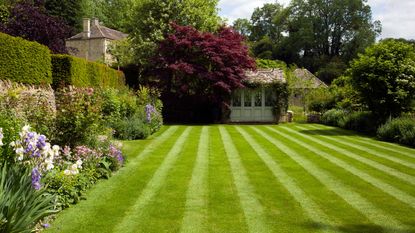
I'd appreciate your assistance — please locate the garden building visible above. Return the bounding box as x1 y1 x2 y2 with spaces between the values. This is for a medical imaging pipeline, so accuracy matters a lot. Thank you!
230 69 287 123
66 18 128 65
290 68 328 106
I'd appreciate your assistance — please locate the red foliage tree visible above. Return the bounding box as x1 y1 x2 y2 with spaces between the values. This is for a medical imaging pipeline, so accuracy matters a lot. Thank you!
154 23 255 100
153 23 255 122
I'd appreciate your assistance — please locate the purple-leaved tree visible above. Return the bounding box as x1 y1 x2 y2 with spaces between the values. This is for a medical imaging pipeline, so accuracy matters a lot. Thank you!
153 23 255 122
0 1 71 54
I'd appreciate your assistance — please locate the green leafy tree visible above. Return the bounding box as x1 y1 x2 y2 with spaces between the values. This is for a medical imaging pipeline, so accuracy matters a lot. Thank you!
82 0 134 32
129 0 220 66
232 18 251 38
283 0 381 81
250 2 285 42
349 40 415 120
44 0 83 32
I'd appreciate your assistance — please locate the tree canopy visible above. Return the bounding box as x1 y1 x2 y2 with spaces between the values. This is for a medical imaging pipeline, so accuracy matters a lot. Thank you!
153 23 255 122
348 40 415 120
129 0 220 66
233 0 381 84
0 1 71 53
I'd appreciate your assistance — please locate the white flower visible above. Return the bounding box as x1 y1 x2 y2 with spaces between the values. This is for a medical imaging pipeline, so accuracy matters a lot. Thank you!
52 145 60 156
22 125 30 133
64 169 72 175
44 158 54 170
10 141 15 147
75 159 83 169
0 128 3 146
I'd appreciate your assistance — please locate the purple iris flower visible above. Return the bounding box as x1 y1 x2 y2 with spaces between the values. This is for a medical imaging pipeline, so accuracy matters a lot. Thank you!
31 168 41 190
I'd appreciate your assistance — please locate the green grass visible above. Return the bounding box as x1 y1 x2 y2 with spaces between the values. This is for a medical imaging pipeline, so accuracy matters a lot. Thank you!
46 124 415 233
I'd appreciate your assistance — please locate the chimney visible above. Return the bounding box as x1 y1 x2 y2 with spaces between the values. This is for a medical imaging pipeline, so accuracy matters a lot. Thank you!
83 18 90 38
92 18 100 26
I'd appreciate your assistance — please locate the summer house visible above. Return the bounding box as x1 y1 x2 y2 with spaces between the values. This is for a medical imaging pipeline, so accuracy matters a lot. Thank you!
230 69 286 123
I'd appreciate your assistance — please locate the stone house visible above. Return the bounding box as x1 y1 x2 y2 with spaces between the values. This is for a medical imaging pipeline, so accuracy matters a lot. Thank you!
66 18 128 65
230 69 286 123
289 68 328 106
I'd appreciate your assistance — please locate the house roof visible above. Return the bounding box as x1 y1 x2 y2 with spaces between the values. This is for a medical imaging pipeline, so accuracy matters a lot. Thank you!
243 69 286 85
67 23 128 41
292 68 328 88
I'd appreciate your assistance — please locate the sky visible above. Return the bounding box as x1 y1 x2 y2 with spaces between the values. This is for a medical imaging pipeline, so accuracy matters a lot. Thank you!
218 0 415 40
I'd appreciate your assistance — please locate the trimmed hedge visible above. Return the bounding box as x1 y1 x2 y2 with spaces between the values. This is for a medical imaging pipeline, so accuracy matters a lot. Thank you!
51 55 125 89
0 33 52 84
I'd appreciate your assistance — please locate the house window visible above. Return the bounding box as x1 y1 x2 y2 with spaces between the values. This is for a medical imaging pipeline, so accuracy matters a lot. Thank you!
232 91 241 107
244 91 252 107
254 91 262 107
265 88 275 107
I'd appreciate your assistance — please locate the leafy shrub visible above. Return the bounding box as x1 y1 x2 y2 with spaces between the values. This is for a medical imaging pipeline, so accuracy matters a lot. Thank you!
53 86 103 147
0 163 55 233
0 80 56 138
0 33 52 84
51 55 125 89
338 111 377 134
0 110 24 162
377 117 415 147
307 88 335 113
45 142 124 209
112 114 151 140
321 109 347 126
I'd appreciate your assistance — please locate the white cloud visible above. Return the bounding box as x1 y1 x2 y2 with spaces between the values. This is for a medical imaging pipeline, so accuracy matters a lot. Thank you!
219 0 415 40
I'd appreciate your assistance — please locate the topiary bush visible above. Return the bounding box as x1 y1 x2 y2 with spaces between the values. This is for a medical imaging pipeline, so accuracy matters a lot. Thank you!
0 33 52 84
377 117 415 147
51 55 125 89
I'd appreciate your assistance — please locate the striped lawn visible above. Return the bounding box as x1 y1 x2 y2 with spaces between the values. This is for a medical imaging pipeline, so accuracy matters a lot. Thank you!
46 124 415 233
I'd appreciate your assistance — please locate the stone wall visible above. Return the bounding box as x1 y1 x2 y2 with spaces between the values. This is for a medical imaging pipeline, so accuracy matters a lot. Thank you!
0 79 56 119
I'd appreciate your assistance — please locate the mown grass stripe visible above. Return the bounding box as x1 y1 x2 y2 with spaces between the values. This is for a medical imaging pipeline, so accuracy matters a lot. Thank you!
129 126 180 167
280 125 415 186
296 125 415 170
218 126 270 233
114 127 193 233
253 127 408 232
305 124 415 159
235 126 336 233
267 126 415 210
180 127 209 233
307 124 415 158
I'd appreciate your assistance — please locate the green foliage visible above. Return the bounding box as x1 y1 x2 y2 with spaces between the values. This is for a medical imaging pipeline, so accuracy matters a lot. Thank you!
51 54 126 89
0 111 24 162
256 59 287 69
112 114 151 140
349 40 415 120
321 109 347 126
306 88 335 113
100 86 163 140
82 0 135 32
129 0 220 66
322 109 378 133
0 163 55 233
53 86 104 147
330 75 363 111
250 2 285 42
377 117 415 147
338 111 377 134
232 18 251 38
0 33 52 84
45 0 83 32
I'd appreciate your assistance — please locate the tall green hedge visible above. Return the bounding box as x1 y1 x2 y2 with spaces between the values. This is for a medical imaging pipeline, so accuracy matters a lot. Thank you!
0 33 52 84
52 55 125 89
